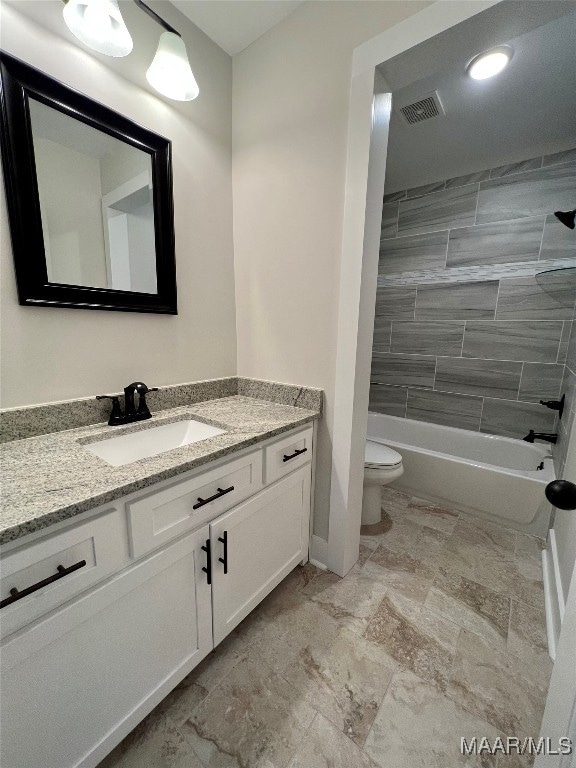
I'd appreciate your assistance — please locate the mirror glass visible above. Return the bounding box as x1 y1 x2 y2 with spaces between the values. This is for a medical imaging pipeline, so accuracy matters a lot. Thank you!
29 98 157 294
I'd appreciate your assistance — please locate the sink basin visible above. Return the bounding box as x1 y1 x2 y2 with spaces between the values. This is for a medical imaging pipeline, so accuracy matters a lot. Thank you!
83 419 226 467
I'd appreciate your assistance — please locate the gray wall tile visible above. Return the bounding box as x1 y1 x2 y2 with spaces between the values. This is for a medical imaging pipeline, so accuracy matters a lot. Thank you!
480 398 556 439
446 218 544 268
371 353 436 388
519 363 564 402
373 317 391 352
489 157 542 179
383 190 406 204
435 357 521 399
445 170 490 189
406 388 482 431
567 320 576 373
542 147 576 167
477 163 576 224
391 321 464 356
496 276 575 320
463 321 563 363
381 202 398 239
540 214 576 260
375 286 416 319
406 181 446 199
379 231 448 274
369 385 407 417
415 280 499 320
398 185 478 236
557 322 570 365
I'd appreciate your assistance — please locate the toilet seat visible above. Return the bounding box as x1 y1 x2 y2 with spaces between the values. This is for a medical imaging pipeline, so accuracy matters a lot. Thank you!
365 439 402 469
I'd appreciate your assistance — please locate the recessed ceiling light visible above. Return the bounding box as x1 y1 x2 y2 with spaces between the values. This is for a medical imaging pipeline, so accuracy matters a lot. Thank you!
467 46 513 80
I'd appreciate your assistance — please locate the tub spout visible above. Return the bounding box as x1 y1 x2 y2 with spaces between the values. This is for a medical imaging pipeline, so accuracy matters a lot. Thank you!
523 430 557 444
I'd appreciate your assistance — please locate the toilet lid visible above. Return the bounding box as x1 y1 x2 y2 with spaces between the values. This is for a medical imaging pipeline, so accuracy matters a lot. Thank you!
365 440 402 468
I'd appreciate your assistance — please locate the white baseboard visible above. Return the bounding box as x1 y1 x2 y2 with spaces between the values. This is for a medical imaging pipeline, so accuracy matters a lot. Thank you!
543 530 566 661
309 534 329 571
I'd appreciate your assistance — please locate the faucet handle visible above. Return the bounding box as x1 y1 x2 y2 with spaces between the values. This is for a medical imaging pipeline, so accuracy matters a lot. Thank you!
96 395 125 426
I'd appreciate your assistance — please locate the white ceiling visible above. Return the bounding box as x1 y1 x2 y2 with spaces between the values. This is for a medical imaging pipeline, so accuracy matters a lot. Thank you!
170 0 304 55
380 0 576 192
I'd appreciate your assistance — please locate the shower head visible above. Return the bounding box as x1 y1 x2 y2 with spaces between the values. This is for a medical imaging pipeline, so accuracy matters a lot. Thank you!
554 209 576 230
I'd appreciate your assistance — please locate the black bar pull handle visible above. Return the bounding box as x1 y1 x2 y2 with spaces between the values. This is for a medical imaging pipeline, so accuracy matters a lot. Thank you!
283 447 308 463
218 531 228 575
193 485 235 510
201 539 211 584
0 559 87 609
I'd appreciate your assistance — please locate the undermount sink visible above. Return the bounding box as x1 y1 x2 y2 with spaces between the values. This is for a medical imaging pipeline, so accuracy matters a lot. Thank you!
83 419 226 467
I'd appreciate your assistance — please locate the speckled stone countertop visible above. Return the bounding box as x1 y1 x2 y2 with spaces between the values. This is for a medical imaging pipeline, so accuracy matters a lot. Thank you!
0 396 319 545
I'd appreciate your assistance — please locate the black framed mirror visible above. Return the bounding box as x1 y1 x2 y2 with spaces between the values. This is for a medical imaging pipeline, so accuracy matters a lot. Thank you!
0 52 177 314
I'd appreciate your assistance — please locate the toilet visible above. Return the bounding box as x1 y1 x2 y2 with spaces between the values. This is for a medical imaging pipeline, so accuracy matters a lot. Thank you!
362 439 404 525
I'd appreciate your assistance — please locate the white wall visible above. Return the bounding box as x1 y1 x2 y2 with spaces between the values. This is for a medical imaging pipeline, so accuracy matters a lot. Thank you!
34 138 108 289
232 0 431 540
0 3 236 408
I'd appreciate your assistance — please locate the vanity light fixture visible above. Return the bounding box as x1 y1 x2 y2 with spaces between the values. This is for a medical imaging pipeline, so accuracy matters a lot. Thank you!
63 0 133 57
466 46 513 80
62 0 199 101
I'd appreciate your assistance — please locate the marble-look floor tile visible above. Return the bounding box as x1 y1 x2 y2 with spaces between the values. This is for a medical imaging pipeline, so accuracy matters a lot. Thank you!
302 564 389 634
380 486 412 518
507 600 552 692
364 590 460 691
448 630 547 736
282 627 396 747
364 668 499 768
364 547 436 603
99 709 203 768
404 497 459 535
425 569 510 650
182 656 316 768
288 713 379 768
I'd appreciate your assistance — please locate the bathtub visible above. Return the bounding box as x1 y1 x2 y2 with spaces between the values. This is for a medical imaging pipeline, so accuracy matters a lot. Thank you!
366 412 555 537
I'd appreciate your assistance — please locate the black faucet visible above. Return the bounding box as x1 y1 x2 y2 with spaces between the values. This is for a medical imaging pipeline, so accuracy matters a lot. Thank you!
97 382 158 426
523 430 558 444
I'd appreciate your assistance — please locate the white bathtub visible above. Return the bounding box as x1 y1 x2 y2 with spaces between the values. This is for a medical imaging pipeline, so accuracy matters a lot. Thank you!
367 413 555 537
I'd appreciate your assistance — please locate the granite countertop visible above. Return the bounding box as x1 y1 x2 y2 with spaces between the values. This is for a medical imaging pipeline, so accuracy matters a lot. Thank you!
0 395 319 545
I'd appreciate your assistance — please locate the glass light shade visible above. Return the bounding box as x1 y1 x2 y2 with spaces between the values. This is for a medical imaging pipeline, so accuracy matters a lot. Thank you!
467 46 513 80
63 0 133 57
146 32 199 102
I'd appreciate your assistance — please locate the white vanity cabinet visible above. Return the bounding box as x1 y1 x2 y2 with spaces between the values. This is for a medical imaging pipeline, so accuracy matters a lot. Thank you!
0 424 314 768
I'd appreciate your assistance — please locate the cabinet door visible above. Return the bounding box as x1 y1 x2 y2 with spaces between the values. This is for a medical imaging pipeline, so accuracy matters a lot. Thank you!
211 467 311 646
0 528 212 768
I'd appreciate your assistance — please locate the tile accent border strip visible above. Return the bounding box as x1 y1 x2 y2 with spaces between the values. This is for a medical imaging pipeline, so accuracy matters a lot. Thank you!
0 377 323 443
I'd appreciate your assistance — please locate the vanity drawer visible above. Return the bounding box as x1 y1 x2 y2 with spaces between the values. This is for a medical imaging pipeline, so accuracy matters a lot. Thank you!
0 508 128 639
127 449 263 558
264 427 313 485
